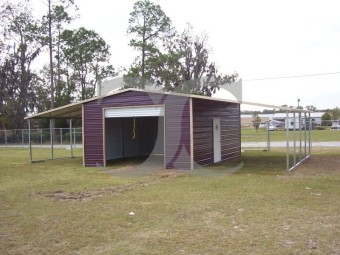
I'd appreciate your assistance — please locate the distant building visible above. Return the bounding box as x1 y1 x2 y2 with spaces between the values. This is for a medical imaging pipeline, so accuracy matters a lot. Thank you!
241 114 271 126
271 112 325 126
241 112 325 127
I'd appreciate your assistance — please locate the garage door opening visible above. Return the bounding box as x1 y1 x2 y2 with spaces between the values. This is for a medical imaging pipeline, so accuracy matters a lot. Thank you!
104 106 165 167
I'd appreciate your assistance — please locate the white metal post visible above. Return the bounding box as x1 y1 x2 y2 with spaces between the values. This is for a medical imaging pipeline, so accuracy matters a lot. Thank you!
304 112 307 157
73 128 76 149
267 121 270 151
60 128 63 147
50 119 54 159
4 129 7 148
21 129 24 145
293 112 296 166
28 120 32 162
286 111 289 171
308 112 312 155
70 119 74 158
299 112 302 162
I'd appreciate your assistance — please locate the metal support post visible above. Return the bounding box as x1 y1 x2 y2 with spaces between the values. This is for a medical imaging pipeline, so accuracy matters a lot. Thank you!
267 121 270 151
293 112 296 166
28 120 32 162
308 112 312 155
304 112 307 157
50 119 54 159
299 112 302 162
70 119 74 158
60 128 63 147
4 129 7 148
21 129 24 145
40 129 43 147
73 128 76 148
286 111 290 171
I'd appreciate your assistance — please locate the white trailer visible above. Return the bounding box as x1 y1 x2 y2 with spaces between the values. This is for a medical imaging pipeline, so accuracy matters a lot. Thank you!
285 117 301 130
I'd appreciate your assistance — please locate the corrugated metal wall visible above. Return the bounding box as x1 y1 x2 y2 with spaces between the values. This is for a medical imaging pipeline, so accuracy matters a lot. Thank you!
164 97 191 170
192 98 241 166
83 91 191 169
83 102 103 166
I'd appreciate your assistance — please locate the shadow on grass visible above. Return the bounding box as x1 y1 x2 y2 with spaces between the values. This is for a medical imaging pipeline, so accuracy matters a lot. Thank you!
188 150 287 178
209 151 287 176
103 155 165 177
102 151 288 178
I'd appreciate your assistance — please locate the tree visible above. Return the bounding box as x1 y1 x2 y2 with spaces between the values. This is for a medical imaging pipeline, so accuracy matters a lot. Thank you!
126 0 174 84
0 1 43 128
252 112 261 131
126 11 238 96
166 25 238 96
61 27 116 100
330 107 340 120
262 109 275 114
305 105 317 111
321 112 332 126
41 0 77 109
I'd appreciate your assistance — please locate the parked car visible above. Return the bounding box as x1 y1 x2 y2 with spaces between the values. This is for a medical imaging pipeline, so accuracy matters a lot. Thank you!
267 124 278 131
331 121 340 130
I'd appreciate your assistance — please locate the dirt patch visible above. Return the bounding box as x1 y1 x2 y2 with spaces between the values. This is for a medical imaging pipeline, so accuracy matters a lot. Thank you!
293 155 340 175
37 171 182 202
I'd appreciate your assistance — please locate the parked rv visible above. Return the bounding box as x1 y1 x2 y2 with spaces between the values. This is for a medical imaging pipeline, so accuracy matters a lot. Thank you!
285 117 302 130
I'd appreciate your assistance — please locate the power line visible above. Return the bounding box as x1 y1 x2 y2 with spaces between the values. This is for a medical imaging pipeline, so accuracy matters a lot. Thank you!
243 71 340 82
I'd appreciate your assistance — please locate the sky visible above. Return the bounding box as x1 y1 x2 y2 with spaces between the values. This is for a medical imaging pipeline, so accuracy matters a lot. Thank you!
31 0 340 111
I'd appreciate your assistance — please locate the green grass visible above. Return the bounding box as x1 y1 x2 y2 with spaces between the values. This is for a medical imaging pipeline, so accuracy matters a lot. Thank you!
242 128 340 142
1 148 340 254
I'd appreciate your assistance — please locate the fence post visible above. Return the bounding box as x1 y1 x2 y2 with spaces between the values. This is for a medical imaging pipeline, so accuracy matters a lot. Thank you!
73 128 76 149
266 121 270 151
21 129 24 145
304 112 307 157
28 120 32 162
286 111 290 171
60 128 63 147
40 129 43 147
299 112 302 162
293 112 296 166
70 119 74 158
4 129 7 148
50 119 54 159
309 113 312 154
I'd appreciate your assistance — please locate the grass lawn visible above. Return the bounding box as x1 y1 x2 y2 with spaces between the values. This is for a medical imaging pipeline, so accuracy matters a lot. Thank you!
1 148 339 254
242 128 340 142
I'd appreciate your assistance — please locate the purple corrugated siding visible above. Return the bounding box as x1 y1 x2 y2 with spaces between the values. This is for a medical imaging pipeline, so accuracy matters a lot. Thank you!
193 98 241 166
83 103 104 166
83 91 191 169
165 97 190 169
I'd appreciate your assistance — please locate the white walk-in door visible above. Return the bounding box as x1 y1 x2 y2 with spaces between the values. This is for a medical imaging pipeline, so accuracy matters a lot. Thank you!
213 118 221 163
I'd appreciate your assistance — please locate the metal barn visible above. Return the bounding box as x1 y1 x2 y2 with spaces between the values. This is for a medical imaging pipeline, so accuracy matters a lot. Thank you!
26 89 241 170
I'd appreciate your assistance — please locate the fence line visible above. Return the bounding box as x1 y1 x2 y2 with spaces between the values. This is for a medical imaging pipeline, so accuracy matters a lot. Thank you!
0 128 82 147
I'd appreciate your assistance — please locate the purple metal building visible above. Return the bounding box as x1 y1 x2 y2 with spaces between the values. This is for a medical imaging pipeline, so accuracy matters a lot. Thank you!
27 89 241 170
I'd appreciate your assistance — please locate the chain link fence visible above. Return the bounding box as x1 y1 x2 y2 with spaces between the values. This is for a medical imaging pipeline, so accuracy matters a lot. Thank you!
0 128 82 147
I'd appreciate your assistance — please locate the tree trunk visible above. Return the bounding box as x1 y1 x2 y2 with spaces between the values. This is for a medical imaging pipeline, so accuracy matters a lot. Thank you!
48 0 55 130
48 0 55 110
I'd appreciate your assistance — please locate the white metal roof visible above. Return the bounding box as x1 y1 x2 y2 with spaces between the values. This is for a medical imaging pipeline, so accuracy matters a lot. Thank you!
26 88 310 119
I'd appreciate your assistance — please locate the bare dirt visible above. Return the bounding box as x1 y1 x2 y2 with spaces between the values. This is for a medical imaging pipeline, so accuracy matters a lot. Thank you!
36 171 182 202
36 155 340 201
293 155 340 175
